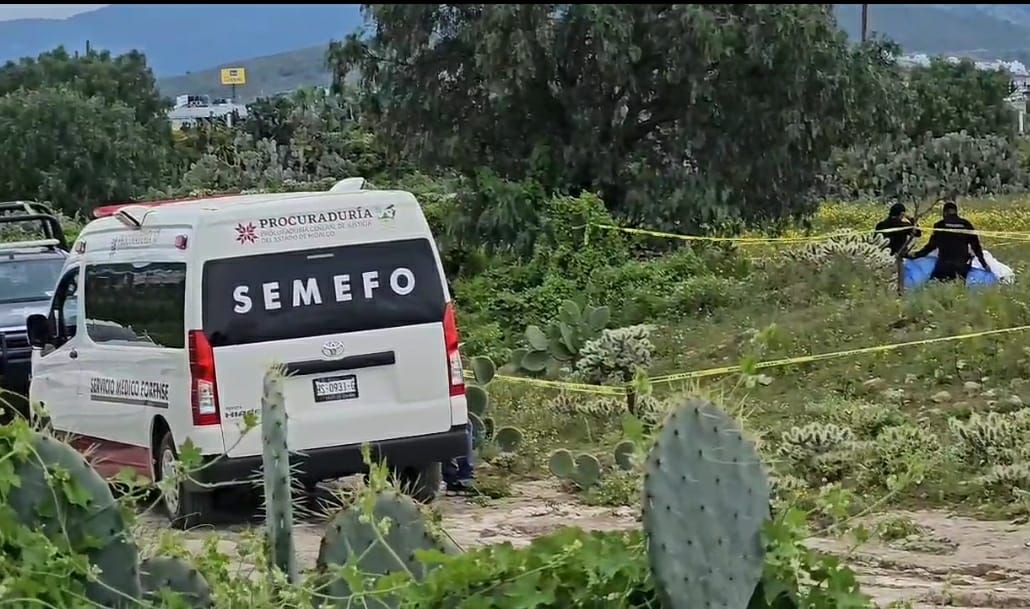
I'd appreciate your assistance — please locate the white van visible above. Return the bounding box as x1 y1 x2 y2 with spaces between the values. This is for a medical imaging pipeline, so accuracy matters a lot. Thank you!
25 180 471 528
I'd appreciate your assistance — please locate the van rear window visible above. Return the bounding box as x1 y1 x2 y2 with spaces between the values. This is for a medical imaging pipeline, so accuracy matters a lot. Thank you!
201 238 446 347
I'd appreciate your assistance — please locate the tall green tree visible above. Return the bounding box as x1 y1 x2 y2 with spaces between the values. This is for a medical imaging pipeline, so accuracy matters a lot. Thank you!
905 58 1016 139
0 86 163 215
330 4 903 234
0 47 172 139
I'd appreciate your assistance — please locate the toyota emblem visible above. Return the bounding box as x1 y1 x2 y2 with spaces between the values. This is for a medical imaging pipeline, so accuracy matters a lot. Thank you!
321 341 345 359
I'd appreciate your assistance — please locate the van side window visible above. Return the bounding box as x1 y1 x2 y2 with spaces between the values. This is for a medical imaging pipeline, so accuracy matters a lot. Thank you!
47 268 79 348
84 262 187 349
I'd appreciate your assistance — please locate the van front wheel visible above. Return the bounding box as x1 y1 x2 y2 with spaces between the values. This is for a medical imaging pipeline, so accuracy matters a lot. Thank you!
395 462 441 504
156 432 213 529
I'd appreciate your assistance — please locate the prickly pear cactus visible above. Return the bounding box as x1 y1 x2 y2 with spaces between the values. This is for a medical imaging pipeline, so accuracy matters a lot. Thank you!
141 556 213 608
642 398 770 609
517 299 610 374
548 449 602 489
466 356 494 440
613 440 635 471
262 364 298 583
315 491 459 607
7 431 143 607
493 426 523 453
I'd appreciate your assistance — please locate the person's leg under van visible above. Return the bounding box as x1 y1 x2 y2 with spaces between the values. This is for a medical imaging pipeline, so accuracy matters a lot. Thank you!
443 424 475 491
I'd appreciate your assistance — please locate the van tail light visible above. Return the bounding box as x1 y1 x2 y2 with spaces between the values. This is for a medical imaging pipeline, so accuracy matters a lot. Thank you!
188 330 221 426
443 302 465 397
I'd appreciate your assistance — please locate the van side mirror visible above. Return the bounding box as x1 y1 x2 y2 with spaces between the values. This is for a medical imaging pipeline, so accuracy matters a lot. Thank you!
26 314 51 348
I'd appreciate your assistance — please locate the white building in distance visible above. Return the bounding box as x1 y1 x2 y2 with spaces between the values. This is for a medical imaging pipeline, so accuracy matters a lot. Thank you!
167 95 248 130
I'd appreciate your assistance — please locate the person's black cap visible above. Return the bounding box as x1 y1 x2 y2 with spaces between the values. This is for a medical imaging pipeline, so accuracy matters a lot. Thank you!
888 203 906 216
943 201 958 213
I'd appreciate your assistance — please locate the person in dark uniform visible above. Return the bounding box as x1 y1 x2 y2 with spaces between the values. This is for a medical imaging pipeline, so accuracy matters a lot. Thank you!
908 201 991 282
874 203 921 256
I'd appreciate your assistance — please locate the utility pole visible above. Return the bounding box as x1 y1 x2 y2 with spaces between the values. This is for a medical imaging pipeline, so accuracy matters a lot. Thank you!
861 4 869 43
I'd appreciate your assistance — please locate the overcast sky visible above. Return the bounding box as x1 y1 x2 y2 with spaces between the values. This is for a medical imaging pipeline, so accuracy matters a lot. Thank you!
0 4 108 21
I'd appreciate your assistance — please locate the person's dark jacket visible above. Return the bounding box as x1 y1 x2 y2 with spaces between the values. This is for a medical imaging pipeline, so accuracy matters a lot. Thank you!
874 216 921 256
909 216 988 268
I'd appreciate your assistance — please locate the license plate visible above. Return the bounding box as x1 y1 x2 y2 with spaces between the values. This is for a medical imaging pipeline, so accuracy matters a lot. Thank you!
312 374 359 403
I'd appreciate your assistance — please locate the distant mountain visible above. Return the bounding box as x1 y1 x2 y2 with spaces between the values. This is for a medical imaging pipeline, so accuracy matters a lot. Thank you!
932 4 1030 29
157 45 331 103
13 4 1030 104
0 4 364 76
835 4 1030 58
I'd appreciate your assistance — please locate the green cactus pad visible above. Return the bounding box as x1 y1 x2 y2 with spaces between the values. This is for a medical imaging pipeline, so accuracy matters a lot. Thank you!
548 339 575 361
642 398 770 609
525 325 549 350
548 450 601 488
316 491 459 605
548 449 576 478
573 454 602 488
586 306 611 332
509 348 529 370
466 385 489 416
521 349 550 372
559 322 577 352
8 432 142 607
141 556 213 608
493 426 523 452
470 356 496 386
613 440 635 471
559 300 582 325
469 413 486 447
261 366 298 583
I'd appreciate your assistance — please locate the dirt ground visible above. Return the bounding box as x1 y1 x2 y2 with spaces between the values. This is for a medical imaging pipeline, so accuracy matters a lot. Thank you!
136 480 1030 609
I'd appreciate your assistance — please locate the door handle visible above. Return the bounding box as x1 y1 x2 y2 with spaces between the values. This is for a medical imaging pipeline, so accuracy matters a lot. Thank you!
69 349 78 359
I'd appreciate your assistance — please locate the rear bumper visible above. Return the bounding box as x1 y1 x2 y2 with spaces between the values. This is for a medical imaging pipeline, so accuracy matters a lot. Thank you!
193 424 469 489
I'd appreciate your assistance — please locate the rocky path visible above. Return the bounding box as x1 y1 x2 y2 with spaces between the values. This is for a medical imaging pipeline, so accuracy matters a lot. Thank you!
135 481 1030 608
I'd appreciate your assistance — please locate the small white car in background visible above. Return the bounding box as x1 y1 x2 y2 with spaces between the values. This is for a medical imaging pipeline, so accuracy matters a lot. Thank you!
26 179 470 528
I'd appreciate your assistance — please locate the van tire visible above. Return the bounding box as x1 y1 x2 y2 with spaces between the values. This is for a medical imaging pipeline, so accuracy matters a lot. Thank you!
156 432 213 530
395 462 441 504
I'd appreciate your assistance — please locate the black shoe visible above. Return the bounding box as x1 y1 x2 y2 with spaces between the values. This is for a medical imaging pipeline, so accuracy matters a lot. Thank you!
444 480 480 496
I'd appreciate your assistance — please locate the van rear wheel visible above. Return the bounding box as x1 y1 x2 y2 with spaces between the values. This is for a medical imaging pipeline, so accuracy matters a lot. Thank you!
395 462 441 504
156 432 214 529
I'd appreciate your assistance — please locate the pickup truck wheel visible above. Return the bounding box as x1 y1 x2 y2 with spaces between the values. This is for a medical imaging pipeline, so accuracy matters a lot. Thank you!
156 432 213 530
395 462 441 504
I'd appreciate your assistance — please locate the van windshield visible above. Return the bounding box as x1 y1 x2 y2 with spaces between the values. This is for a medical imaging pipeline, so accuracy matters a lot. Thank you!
0 257 63 304
201 238 447 347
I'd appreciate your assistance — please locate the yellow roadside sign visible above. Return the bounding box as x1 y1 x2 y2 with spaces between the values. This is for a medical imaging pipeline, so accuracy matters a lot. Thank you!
220 67 246 86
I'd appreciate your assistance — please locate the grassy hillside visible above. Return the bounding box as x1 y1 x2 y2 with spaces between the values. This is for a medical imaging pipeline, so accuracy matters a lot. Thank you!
157 45 330 102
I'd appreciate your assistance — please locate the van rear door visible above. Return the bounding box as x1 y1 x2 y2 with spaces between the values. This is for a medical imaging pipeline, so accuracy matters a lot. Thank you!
201 237 453 458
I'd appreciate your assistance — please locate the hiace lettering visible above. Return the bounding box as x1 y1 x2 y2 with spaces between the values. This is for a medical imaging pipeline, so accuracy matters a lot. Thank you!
232 267 416 314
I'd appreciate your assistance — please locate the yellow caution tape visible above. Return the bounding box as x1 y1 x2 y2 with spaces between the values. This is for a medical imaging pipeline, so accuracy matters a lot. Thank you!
588 222 1030 244
464 324 1030 395
649 324 1030 385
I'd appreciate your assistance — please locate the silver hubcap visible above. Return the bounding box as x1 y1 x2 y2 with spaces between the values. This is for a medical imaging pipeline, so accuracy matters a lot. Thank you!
161 447 180 515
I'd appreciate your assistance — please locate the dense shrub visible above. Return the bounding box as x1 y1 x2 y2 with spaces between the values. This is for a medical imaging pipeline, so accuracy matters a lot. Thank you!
825 131 1030 203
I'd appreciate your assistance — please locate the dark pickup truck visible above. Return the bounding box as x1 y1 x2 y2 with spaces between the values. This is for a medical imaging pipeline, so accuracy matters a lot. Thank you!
0 202 68 420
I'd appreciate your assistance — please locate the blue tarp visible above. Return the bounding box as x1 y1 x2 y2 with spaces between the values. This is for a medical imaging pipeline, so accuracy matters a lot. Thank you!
902 255 1000 290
